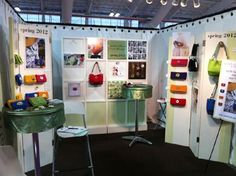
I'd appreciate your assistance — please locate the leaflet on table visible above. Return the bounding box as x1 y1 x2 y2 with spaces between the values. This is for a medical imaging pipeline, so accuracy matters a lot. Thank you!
213 60 236 123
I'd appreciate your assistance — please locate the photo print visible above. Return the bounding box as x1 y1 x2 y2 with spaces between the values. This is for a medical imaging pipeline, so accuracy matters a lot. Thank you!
25 37 45 68
128 41 147 60
68 82 81 97
172 32 191 57
108 81 126 99
224 82 236 114
108 40 127 60
64 54 85 67
88 38 104 59
128 62 146 79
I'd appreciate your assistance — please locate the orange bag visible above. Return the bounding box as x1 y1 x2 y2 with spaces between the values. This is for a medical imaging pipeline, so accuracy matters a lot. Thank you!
24 75 37 84
38 91 49 99
170 85 187 94
16 93 23 100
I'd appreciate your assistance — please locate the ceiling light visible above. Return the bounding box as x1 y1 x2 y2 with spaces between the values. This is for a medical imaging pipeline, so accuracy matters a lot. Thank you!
180 0 188 7
172 0 179 6
109 12 115 17
160 0 167 5
14 7 21 12
114 13 120 17
128 0 133 2
146 0 153 4
193 0 200 8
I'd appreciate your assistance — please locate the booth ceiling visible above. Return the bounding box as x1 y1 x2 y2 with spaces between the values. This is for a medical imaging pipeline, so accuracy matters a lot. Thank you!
7 0 236 27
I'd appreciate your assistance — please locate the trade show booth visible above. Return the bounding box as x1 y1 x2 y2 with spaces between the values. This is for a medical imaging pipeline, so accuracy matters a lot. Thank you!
0 0 236 173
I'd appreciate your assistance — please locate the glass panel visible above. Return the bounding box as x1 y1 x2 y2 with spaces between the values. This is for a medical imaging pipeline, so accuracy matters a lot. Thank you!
108 101 126 125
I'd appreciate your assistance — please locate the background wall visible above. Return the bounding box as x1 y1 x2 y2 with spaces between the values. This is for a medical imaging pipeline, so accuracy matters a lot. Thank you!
149 10 236 166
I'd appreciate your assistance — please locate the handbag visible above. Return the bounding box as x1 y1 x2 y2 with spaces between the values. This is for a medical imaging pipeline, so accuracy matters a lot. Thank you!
35 74 47 83
170 85 187 94
89 62 103 86
170 72 187 80
24 75 37 84
170 98 186 107
15 93 23 100
206 83 218 115
188 44 199 72
25 92 38 100
38 91 49 99
208 41 229 76
171 59 188 67
15 74 23 86
14 54 23 65
29 96 47 107
11 100 28 110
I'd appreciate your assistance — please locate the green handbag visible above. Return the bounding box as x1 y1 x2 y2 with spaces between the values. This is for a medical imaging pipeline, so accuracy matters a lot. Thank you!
208 41 228 76
29 97 47 107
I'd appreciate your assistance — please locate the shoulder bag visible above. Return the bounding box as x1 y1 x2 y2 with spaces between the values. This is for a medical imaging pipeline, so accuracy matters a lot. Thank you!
89 62 103 86
206 83 218 115
188 44 199 72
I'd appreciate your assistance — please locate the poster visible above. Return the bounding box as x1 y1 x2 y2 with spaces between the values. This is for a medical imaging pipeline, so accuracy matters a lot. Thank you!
108 61 127 80
68 82 80 97
87 38 104 59
25 37 45 68
108 40 127 60
214 60 236 123
128 40 147 60
128 62 146 79
64 54 85 67
108 81 126 99
172 32 191 57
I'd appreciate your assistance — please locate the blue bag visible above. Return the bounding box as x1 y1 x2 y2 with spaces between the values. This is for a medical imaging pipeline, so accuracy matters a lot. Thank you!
25 92 38 100
170 72 187 80
206 83 218 115
15 74 23 86
11 100 28 110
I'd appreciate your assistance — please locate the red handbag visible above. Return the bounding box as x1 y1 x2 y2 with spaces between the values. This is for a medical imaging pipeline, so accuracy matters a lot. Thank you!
89 62 103 86
171 59 188 67
35 74 47 83
170 98 186 107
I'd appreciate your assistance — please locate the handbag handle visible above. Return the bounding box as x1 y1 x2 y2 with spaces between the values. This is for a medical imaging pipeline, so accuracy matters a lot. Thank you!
91 62 101 73
212 41 229 60
210 82 218 98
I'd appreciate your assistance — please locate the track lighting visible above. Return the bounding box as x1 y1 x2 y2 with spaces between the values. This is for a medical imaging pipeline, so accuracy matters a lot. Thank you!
160 0 168 5
193 0 200 8
180 0 188 7
128 0 133 2
172 0 179 6
146 0 153 4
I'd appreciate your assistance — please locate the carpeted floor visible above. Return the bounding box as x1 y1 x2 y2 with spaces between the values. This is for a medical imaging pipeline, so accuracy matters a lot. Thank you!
26 127 236 176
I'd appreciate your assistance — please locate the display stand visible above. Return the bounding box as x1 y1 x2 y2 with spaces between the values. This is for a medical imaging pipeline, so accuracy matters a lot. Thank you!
3 103 65 176
122 84 152 147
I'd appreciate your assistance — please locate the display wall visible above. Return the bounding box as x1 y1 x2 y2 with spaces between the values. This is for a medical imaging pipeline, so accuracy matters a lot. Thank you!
149 10 236 166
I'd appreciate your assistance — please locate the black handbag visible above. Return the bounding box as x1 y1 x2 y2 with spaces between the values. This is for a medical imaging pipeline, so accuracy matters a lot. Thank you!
188 44 199 72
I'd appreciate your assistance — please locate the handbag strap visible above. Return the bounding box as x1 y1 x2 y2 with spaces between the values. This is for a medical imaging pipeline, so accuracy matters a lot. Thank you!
91 62 101 73
191 44 199 57
210 82 218 98
212 41 229 60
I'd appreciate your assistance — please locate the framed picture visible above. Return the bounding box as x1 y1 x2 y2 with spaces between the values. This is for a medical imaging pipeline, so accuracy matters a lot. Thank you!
108 40 127 60
64 54 85 68
68 82 80 97
172 32 191 57
108 61 127 80
87 38 104 59
128 41 147 60
25 37 45 68
108 81 126 99
128 62 146 79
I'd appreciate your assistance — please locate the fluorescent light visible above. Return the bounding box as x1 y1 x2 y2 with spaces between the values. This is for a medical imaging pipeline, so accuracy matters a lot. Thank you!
160 0 167 5
180 0 188 7
146 0 153 4
109 12 115 17
14 7 21 12
193 0 200 8
114 13 120 17
172 0 179 6
128 0 133 2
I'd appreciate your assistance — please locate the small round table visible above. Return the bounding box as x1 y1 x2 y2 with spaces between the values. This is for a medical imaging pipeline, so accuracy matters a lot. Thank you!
3 103 65 176
122 84 153 147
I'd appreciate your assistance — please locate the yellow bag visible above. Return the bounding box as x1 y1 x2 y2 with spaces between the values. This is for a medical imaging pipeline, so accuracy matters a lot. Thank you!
16 93 23 100
170 84 187 94
38 91 49 99
24 75 37 84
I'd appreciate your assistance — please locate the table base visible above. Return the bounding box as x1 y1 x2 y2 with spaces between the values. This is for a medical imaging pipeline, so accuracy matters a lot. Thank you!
122 136 152 147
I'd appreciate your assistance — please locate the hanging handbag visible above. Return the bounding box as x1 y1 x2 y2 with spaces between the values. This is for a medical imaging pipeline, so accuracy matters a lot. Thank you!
170 98 186 107
170 72 187 80
170 85 187 94
29 96 47 107
24 75 37 84
188 44 199 72
208 41 229 76
35 74 47 83
14 54 23 65
38 91 49 99
206 83 218 115
89 62 103 86
15 74 23 86
171 59 188 67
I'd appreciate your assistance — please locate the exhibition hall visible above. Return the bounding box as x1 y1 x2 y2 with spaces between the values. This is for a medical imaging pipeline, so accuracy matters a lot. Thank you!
0 0 236 176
